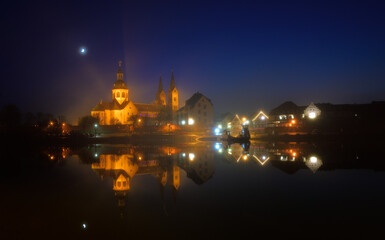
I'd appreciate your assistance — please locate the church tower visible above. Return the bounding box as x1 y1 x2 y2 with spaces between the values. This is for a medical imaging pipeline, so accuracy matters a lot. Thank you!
156 74 166 106
112 61 129 105
167 70 178 112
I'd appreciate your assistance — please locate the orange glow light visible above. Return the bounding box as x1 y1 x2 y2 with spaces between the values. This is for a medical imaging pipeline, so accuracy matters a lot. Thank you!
291 120 296 124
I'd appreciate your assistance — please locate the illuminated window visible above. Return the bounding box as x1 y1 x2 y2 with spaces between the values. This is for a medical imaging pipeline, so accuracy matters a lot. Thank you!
174 97 176 102
117 92 120 98
122 92 125 98
117 181 121 187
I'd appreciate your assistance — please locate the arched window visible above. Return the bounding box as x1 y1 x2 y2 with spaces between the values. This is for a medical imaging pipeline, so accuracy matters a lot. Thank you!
174 97 176 102
117 92 120 98
122 92 125 98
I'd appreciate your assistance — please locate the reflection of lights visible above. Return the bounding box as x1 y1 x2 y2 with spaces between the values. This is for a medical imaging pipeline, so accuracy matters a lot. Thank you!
214 128 221 135
309 112 316 119
94 123 98 128
182 153 186 157
253 155 270 165
243 120 250 125
218 148 223 153
188 118 194 125
188 153 195 161
94 153 98 157
310 156 318 163
228 149 232 154
215 143 221 150
181 120 186 125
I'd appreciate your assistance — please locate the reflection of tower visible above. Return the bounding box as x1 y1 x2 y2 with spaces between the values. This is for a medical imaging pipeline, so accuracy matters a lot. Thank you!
156 74 166 106
167 70 178 112
169 164 180 203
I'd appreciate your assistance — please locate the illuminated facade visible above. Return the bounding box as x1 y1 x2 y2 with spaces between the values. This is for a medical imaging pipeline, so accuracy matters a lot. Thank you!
91 61 179 125
177 92 214 127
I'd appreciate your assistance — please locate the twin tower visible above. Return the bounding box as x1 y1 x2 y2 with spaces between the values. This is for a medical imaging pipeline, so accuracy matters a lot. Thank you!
156 71 179 112
114 61 178 112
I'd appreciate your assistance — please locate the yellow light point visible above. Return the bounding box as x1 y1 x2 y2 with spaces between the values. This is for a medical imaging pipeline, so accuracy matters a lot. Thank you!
292 152 296 157
50 156 54 160
49 121 54 126
188 153 195 161
243 155 248 161
242 117 247 122
138 119 142 122
138 156 142 160
62 123 66 127
291 120 296 124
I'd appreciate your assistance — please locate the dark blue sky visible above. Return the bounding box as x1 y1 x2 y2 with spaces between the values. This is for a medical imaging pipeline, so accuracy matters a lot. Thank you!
1 0 385 123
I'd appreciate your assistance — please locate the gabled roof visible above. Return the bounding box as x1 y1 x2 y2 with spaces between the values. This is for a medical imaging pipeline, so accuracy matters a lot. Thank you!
134 103 162 112
185 92 213 109
269 101 303 115
92 100 130 111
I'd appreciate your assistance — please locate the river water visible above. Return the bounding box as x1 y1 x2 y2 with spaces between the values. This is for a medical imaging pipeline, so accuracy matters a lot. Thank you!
1 141 385 239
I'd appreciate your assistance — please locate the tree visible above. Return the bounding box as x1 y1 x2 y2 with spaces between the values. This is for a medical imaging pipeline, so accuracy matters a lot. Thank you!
0 104 22 130
78 115 99 133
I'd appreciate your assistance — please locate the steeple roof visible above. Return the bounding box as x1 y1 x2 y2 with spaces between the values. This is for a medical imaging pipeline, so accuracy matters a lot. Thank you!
169 70 176 91
157 73 164 93
113 60 127 89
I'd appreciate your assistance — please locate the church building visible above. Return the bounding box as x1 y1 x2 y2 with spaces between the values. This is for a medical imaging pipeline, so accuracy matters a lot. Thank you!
91 61 179 125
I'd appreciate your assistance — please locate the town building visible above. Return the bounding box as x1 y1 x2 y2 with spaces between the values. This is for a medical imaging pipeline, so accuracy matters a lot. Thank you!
176 92 214 127
91 61 179 125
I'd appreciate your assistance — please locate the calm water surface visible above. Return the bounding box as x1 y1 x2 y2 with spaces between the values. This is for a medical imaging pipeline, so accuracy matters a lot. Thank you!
2 141 385 239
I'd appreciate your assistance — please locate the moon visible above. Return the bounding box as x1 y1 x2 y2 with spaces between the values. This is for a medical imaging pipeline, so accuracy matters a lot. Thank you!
79 47 87 55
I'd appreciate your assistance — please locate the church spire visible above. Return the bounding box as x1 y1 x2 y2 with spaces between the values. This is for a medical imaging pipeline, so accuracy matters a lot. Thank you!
169 69 176 91
157 73 163 93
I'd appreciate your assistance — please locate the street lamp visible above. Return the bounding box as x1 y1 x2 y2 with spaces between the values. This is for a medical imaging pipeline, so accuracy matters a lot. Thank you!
94 123 98 137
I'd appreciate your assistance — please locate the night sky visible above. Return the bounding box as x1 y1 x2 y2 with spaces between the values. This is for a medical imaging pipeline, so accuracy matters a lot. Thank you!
1 1 385 123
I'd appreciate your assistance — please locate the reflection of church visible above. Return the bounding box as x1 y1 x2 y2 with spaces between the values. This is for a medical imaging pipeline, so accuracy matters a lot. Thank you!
90 145 215 208
91 61 179 125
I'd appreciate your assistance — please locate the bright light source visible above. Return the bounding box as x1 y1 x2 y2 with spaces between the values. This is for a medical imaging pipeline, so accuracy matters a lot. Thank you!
181 120 186 125
214 128 221 135
292 152 296 156
188 153 195 161
291 120 296 124
261 116 266 120
94 124 98 128
243 155 248 160
262 155 266 160
215 143 221 150
218 124 222 129
138 156 142 160
218 148 223 153
310 156 318 163
309 112 316 119
188 118 194 125
242 120 250 125
182 153 186 157
94 153 98 157
80 47 87 55
242 117 247 122
82 223 87 229
138 119 142 122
